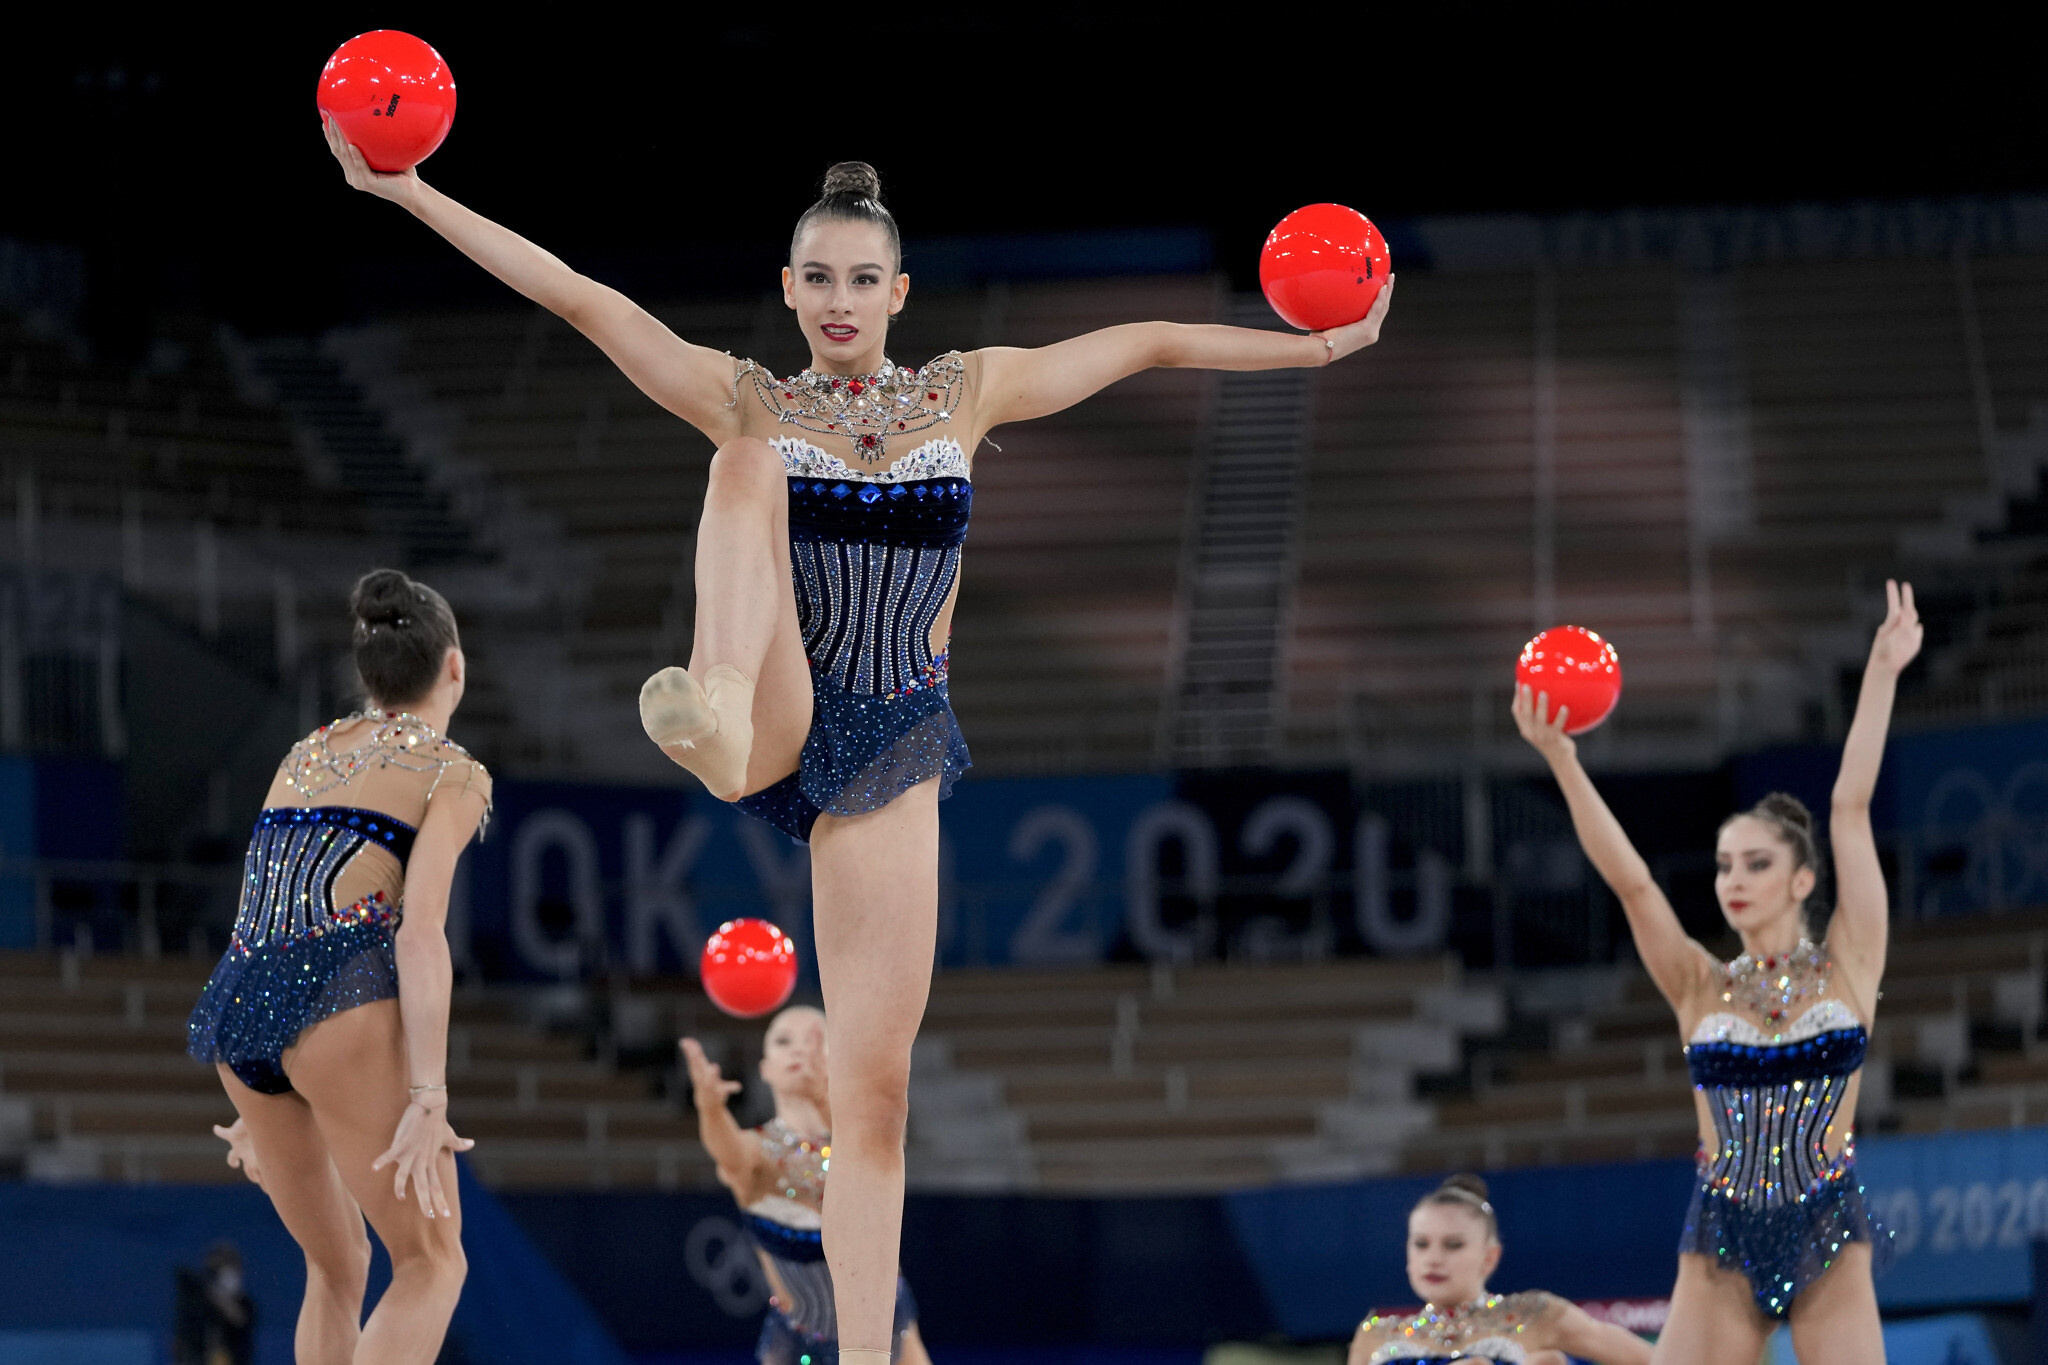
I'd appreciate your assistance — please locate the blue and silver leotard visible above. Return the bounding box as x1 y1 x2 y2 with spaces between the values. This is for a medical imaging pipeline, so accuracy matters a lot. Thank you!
742 1119 918 1365
1679 996 1891 1316
187 712 489 1094
734 433 973 843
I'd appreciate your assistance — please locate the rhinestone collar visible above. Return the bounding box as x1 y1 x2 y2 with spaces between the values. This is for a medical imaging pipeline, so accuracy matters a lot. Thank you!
1721 938 1831 1026
738 352 966 465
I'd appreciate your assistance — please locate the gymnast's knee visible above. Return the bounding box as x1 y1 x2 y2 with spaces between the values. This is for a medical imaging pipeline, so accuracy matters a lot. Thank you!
391 1231 467 1299
707 437 783 495
835 1060 913 1150
306 1228 372 1303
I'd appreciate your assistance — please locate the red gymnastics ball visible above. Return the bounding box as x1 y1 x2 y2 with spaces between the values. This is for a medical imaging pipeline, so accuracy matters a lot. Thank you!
1516 626 1623 735
700 919 799 1018
316 30 457 174
1259 203 1391 332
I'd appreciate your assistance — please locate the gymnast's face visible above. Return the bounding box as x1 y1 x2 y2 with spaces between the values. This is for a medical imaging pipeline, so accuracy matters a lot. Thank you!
1406 1203 1500 1307
783 218 908 375
759 1006 827 1101
1714 817 1814 942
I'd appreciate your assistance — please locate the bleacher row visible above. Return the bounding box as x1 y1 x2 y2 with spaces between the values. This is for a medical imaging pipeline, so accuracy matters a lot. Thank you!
4 909 2041 1191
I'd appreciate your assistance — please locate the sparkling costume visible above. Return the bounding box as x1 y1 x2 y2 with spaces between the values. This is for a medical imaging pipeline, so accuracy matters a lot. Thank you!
187 713 490 1093
730 355 974 843
741 1118 918 1365
1357 1292 1553 1363
1679 940 1891 1317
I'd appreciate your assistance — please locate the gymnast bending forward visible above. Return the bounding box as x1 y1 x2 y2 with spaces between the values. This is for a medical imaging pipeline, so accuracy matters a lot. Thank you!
321 123 1394 1365
683 1008 932 1365
191 570 490 1364
1350 1174 1650 1365
1513 583 1921 1364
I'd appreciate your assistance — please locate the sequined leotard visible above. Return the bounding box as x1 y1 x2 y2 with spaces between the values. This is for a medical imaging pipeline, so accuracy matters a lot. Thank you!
741 1118 918 1365
186 713 490 1093
729 354 974 843
1677 941 1891 1317
1356 1292 1555 1363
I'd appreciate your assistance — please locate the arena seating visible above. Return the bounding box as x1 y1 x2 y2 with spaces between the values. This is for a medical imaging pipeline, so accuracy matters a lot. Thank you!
3 910 2040 1191
1291 256 2048 773
0 950 712 1189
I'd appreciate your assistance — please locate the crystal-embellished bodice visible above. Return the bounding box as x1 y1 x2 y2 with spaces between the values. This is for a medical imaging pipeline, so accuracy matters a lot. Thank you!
1687 998 1867 1208
1360 1292 1551 1363
229 806 414 955
777 436 972 698
743 1119 836 1336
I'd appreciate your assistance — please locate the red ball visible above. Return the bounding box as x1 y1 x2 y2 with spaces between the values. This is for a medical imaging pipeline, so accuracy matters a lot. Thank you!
316 31 457 174
1259 203 1391 332
700 919 799 1018
1516 626 1623 735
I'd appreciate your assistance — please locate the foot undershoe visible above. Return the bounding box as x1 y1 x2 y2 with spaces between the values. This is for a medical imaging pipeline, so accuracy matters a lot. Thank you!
639 663 755 801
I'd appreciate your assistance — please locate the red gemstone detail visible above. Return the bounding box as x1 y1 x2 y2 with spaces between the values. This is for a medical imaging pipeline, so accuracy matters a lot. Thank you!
831 379 841 389
897 421 906 429
927 392 938 401
848 381 864 395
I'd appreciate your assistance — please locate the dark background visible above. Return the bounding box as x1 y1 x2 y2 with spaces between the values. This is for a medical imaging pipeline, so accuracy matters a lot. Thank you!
15 11 2045 364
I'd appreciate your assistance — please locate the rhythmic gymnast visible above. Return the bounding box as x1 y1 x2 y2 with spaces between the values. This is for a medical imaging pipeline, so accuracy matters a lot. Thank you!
322 126 1392 1365
191 570 490 1364
683 1008 932 1365
1349 1173 1650 1365
1512 582 1921 1363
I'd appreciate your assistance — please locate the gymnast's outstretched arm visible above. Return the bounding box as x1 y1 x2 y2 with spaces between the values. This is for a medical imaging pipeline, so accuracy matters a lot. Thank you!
1513 685 1717 1017
681 1037 775 1203
972 277 1394 434
321 117 741 441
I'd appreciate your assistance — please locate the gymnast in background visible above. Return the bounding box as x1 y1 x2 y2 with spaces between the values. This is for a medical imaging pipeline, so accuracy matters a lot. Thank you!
1350 1175 1650 1365
684 1008 932 1365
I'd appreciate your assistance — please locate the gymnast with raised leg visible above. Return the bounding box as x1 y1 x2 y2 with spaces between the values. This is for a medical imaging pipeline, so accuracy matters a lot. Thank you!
1512 581 1921 1364
189 570 490 1365
683 1008 932 1365
1350 1174 1651 1365
322 122 1393 1365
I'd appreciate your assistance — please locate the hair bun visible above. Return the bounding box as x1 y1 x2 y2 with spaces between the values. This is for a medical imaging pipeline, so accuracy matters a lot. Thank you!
351 568 420 630
819 161 883 204
1757 792 1814 835
1439 1172 1490 1202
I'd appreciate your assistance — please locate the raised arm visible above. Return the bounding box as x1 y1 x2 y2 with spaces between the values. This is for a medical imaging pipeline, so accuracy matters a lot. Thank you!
973 279 1394 434
1512 686 1716 1013
681 1038 775 1203
322 119 740 440
1828 580 1921 1004
371 768 488 1218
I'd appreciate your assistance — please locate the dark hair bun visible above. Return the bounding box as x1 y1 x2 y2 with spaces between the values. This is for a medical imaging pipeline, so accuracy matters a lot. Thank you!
1440 1173 1490 1202
1757 792 1814 835
820 161 883 203
349 568 459 708
351 568 418 629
